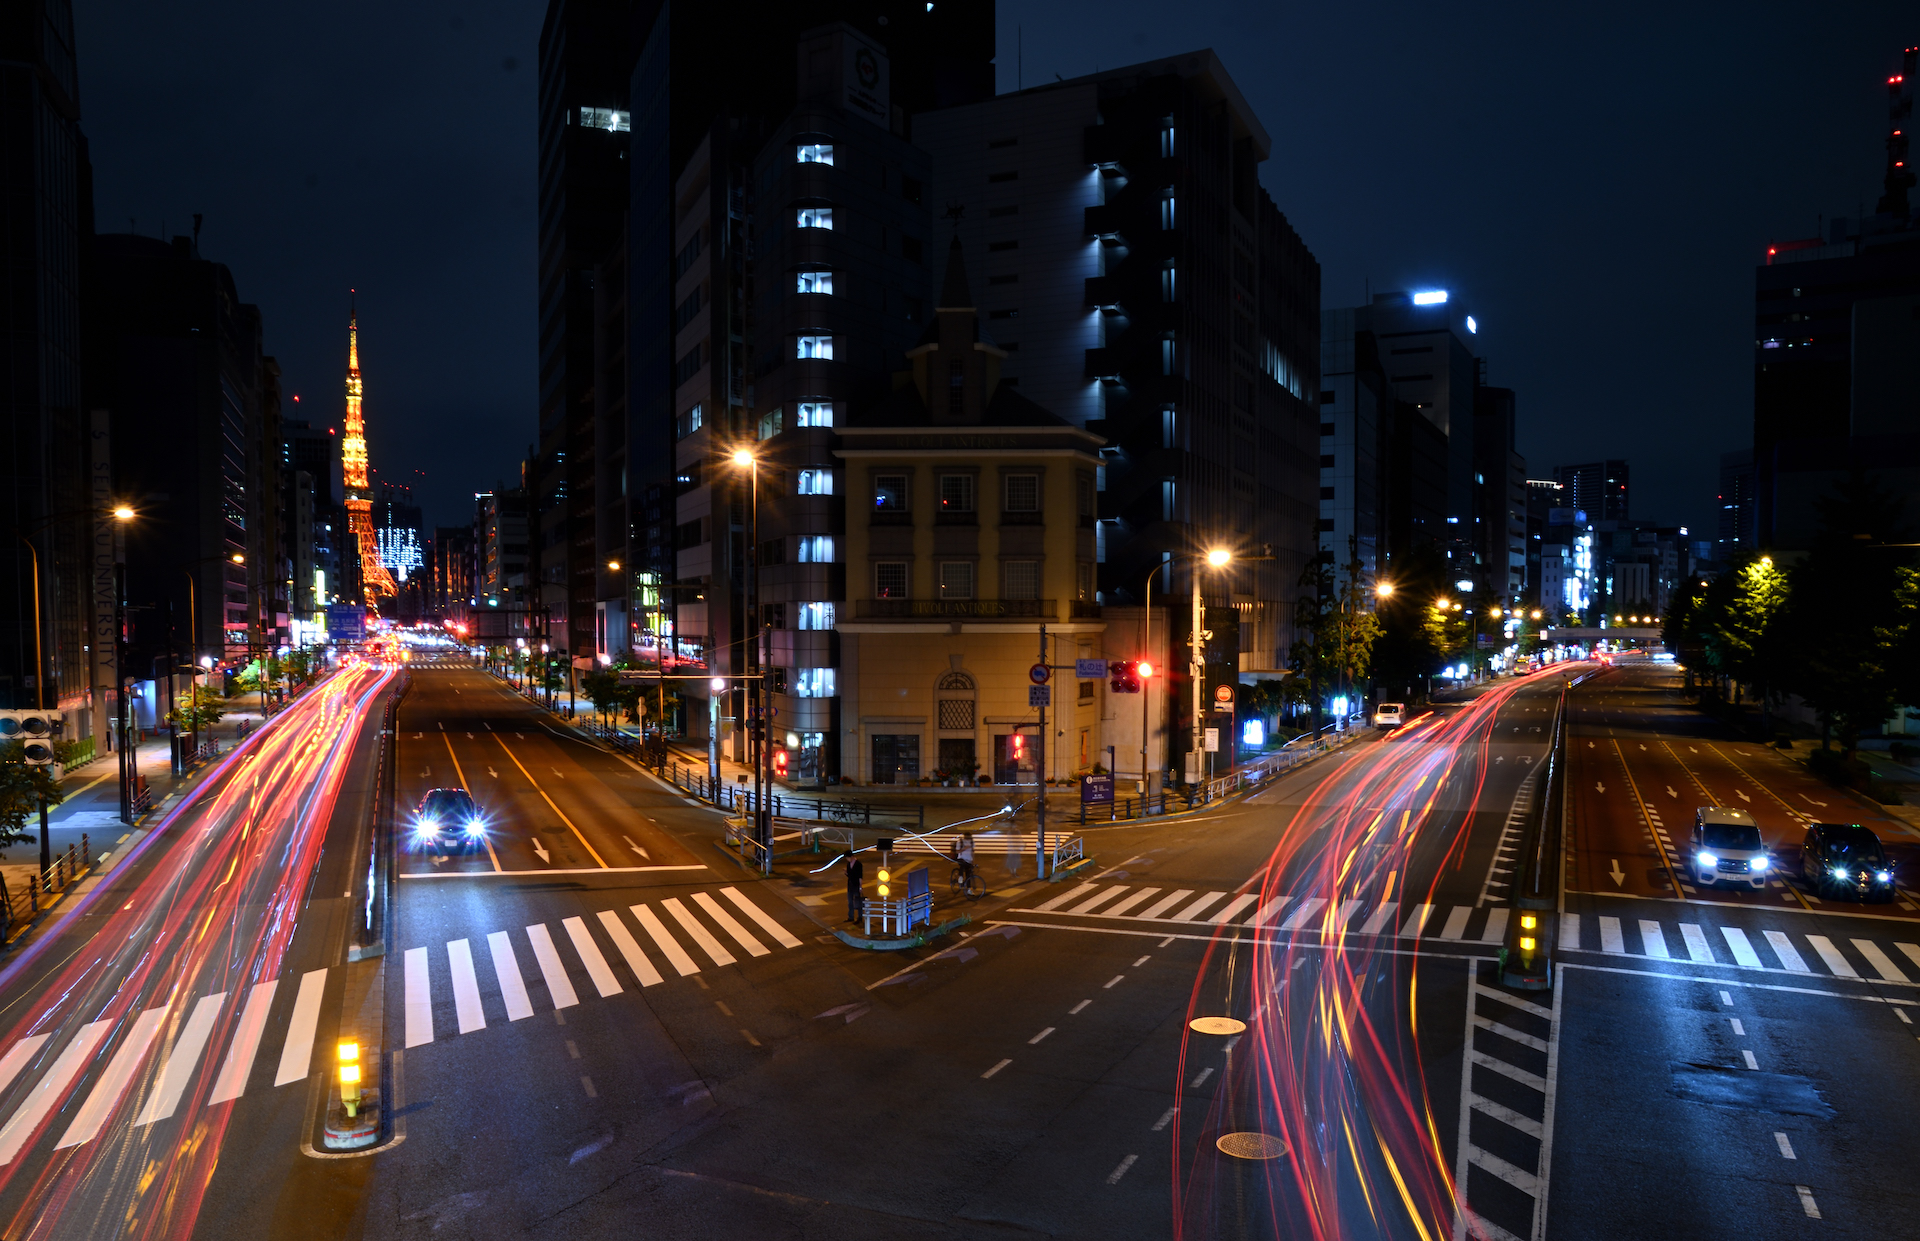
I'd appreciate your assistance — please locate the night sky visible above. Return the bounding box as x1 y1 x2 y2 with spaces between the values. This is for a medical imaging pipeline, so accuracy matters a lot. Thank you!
77 0 1911 535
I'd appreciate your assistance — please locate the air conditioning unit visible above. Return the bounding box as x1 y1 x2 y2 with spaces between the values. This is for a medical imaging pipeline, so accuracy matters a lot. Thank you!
0 710 63 764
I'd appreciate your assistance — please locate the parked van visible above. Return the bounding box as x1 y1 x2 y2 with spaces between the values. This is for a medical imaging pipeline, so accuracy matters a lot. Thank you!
1690 807 1769 890
1372 703 1404 730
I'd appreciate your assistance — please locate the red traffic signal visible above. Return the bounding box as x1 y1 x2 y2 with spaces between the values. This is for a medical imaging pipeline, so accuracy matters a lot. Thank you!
1108 659 1141 694
1009 733 1026 759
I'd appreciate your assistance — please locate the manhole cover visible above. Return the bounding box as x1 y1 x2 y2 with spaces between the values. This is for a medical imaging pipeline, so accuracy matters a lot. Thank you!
1216 1131 1288 1161
1189 1016 1246 1036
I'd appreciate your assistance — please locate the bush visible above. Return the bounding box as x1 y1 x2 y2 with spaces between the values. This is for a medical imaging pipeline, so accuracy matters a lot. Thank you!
1806 746 1855 785
1891 741 1917 764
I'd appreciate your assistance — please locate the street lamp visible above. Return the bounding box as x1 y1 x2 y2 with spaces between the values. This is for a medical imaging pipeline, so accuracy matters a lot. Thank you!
1191 548 1231 786
728 447 770 872
1375 580 1395 599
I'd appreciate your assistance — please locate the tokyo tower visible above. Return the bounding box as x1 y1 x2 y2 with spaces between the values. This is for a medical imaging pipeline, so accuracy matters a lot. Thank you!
343 301 396 606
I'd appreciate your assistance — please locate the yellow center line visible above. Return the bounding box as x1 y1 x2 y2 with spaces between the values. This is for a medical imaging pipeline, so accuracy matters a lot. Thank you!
491 734 607 868
1612 739 1686 899
440 733 503 871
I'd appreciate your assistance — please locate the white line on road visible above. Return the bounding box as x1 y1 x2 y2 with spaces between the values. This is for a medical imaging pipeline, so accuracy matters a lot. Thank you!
1763 930 1810 973
1132 955 1151 967
1730 1018 1745 1036
0 1022 110 1164
1795 1185 1821 1218
1190 1067 1213 1087
1104 975 1125 989
564 917 625 997
488 931 535 1020
664 898 736 967
447 940 487 1033
721 887 803 948
635 905 702 976
134 995 223 1126
527 923 581 1008
598 910 664 986
693 892 771 957
57 1007 168 1149
403 948 434 1047
1028 1027 1054 1044
1070 1000 1091 1014
1106 1154 1138 1184
208 981 279 1103
1151 1106 1177 1131
1742 1050 1759 1070
276 968 330 1082
981 1058 1010 1079
1805 935 1858 979
1775 1132 1796 1159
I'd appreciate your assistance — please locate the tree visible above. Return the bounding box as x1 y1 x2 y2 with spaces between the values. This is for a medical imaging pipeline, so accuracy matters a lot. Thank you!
1288 538 1385 727
169 686 226 732
1371 542 1457 695
1697 552 1788 706
579 669 638 728
0 742 65 847
284 648 319 688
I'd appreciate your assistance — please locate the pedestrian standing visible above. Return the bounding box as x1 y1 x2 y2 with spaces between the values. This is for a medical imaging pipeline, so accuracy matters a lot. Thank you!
958 832 976 894
846 855 865 924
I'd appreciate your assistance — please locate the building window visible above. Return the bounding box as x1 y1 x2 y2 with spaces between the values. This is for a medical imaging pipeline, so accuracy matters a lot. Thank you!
902 235 923 263
797 601 835 630
1076 475 1095 520
1079 678 1096 702
939 561 975 599
797 270 833 294
674 286 702 331
901 175 923 204
674 231 702 278
798 469 833 495
1320 486 1335 500
937 699 975 730
1003 560 1039 600
875 562 908 597
757 408 784 440
1161 191 1176 230
796 143 834 165
675 344 704 387
579 107 630 132
797 401 833 427
1160 336 1176 376
794 668 836 697
797 536 835 563
1161 263 1177 303
938 474 974 513
796 335 834 359
796 207 833 229
1320 454 1335 468
1160 123 1176 157
676 404 704 439
1076 562 1093 600
874 474 907 511
1004 474 1040 514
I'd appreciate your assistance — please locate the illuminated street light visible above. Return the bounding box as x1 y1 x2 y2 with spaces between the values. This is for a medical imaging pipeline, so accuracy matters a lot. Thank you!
607 560 621 571
1375 580 1394 598
1435 597 1451 610
731 448 755 467
710 675 726 693
112 506 135 521
1206 548 1230 567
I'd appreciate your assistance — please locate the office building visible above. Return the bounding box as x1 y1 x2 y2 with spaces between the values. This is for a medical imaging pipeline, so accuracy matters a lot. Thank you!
1716 448 1756 556
1472 383 1527 600
1551 459 1630 523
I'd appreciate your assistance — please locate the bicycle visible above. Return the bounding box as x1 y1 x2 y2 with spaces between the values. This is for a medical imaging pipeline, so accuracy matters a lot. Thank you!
948 861 979 900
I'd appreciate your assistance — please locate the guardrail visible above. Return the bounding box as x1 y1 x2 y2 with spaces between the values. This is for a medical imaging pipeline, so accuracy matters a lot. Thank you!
1187 720 1370 808
1500 683 1567 989
355 670 411 960
0 835 100 944
665 761 926 829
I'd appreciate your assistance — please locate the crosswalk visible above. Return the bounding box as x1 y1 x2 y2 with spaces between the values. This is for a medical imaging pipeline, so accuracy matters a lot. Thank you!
400 886 804 1047
1013 883 1920 982
0 885 803 1170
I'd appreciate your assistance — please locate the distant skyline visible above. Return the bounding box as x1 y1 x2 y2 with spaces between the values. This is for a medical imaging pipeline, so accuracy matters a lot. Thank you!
76 0 1911 533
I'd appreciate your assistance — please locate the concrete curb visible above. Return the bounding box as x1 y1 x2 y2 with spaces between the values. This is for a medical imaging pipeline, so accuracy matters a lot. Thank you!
832 914 972 951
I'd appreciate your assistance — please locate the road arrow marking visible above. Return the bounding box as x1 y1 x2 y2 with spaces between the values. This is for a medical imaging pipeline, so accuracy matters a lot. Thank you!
1639 744 1647 751
438 722 445 731
414 732 424 739
1596 782 1607 793
531 836 550 863
1611 859 1626 886
1689 746 1699 753
420 767 430 778
1799 793 1828 807
1735 789 1751 802
1667 786 1679 798
552 768 565 778
623 835 650 859
1588 742 1595 748
467 733 474 739
487 766 499 778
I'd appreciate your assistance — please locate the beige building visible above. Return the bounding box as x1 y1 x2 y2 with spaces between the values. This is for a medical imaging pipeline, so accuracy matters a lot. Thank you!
835 242 1111 785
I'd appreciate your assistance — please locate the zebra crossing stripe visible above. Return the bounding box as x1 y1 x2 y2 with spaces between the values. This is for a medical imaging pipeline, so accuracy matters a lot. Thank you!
1679 924 1715 964
1066 886 1132 916
0 1021 110 1164
1763 931 1810 973
1804 935 1857 979
1209 894 1259 925
1479 908 1509 943
1400 904 1435 938
0 1037 49 1100
488 931 536 1020
56 1007 168 1150
1639 920 1670 959
598 909 664 987
1852 939 1910 984
403 948 434 1047
693 892 771 958
1279 898 1327 931
207 981 278 1104
1139 890 1194 920
663 898 736 966
1897 943 1920 975
526 924 581 1008
448 940 487 1033
1559 912 1581 946
1720 928 1764 970
721 887 803 948
1598 916 1624 954
633 905 701 976
1036 883 1098 913
1171 892 1227 922
1437 906 1473 940
134 994 223 1126
1103 887 1162 918
564 917 625 997
1245 896 1290 927
275 969 329 1084
1361 903 1399 935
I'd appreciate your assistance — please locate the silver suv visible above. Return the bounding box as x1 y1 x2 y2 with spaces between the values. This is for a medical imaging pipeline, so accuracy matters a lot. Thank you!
1690 807 1768 890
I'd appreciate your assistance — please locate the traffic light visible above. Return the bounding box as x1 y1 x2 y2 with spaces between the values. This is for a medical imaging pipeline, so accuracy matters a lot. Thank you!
1009 733 1026 765
1107 660 1141 694
770 667 788 694
1137 661 1153 682
773 750 788 776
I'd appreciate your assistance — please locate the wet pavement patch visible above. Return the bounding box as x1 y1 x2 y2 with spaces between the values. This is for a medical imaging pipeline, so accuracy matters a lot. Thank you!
1669 1063 1833 1118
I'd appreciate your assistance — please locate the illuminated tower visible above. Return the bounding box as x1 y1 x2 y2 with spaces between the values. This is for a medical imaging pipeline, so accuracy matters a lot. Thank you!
343 303 397 606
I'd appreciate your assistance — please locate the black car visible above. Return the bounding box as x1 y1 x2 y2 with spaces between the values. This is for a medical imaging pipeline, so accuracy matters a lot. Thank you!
413 787 486 850
1799 822 1895 902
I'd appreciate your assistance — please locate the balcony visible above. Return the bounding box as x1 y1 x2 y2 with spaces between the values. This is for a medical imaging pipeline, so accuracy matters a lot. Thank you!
853 599 1056 620
1070 600 1104 620
1083 203 1123 238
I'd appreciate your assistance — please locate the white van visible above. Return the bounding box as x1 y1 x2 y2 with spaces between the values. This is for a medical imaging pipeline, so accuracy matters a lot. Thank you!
1372 703 1404 730
1690 807 1769 890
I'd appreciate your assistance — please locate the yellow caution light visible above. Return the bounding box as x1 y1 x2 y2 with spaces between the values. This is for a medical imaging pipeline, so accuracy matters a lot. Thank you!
1520 914 1537 930
338 1041 359 1062
339 1064 361 1085
1519 937 1537 951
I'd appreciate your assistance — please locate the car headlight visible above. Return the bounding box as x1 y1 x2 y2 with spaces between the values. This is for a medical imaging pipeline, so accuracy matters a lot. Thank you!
1877 870 1893 883
465 819 486 837
1696 852 1717 868
1751 856 1769 872
1831 865 1848 879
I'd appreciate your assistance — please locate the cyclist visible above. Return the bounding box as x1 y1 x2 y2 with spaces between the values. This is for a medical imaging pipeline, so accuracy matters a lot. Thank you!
955 831 977 896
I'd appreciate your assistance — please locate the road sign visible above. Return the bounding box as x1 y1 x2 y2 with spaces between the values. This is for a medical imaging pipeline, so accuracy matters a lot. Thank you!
327 604 366 642
1029 663 1051 684
1074 658 1107 679
1204 728 1220 752
1081 774 1114 804
1213 683 1234 708
1029 684 1051 707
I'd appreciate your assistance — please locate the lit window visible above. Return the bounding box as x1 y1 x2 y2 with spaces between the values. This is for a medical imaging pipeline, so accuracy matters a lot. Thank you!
796 143 834 165
1004 475 1039 513
757 408 783 440
798 469 834 495
796 207 834 231
939 561 975 599
1160 192 1176 230
1077 562 1094 600
874 475 907 511
1160 124 1175 157
797 602 836 630
797 536 835 563
794 668 837 697
796 401 834 427
1003 560 1039 600
938 474 974 512
580 107 630 132
1411 290 1448 305
875 562 908 597
1161 263 1177 302
797 270 833 294
796 335 834 359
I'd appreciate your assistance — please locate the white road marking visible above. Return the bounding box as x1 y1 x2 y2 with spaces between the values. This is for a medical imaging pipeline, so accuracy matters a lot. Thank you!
134 995 223 1125
721 888 802 948
1852 939 1910 983
563 918 623 997
1138 890 1194 920
1209 894 1259 924
1742 1050 1759 1069
981 1058 1010 1079
1400 904 1436 938
1104 975 1125 989
1720 929 1763 970
1796 1185 1821 1218
1066 886 1132 916
1763 930 1810 973
1103 888 1161 917
488 931 536 1020
1730 1018 1746 1035
1280 898 1328 931
1070 1000 1091 1014
0 1022 111 1163
1599 916 1625 954
402 948 435 1047
445 940 487 1033
1035 883 1099 913
633 905 701 976
526 923 581 1008
1804 935 1857 978
598 910 664 987
1678 923 1715 964
1898 943 1920 975
1361 903 1399 935
1189 1067 1213 1087
663 897 736 967
1132 955 1151 967
275 969 330 1083
1170 892 1227 922
693 892 771 958
1479 908 1509 944
208 981 279 1103
1151 1106 1177 1131
1437 906 1473 940
57 1007 169 1149
1028 1027 1054 1045
1106 1154 1138 1184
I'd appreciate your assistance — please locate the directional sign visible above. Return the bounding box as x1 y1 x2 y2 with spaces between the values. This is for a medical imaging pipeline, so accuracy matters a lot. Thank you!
1081 774 1114 804
1029 684 1051 707
1074 658 1108 679
1029 663 1051 685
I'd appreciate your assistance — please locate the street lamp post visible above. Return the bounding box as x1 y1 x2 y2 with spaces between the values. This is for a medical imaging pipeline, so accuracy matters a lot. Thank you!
731 448 771 874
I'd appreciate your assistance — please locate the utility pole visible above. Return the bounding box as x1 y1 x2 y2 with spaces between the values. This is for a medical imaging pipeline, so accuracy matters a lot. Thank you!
1035 623 1048 879
1190 566 1206 782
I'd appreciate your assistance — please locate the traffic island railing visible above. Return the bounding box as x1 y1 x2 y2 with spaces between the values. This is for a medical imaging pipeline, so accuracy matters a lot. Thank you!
1500 684 1568 990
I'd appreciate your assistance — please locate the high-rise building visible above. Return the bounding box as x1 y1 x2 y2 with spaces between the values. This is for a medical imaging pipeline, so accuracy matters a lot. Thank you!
1716 448 1756 556
1551 459 1630 522
283 419 344 620
914 50 1324 741
1472 383 1527 601
1 0 98 731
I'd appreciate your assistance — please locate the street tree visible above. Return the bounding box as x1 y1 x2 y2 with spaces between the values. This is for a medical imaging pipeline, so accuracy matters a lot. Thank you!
0 742 65 847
